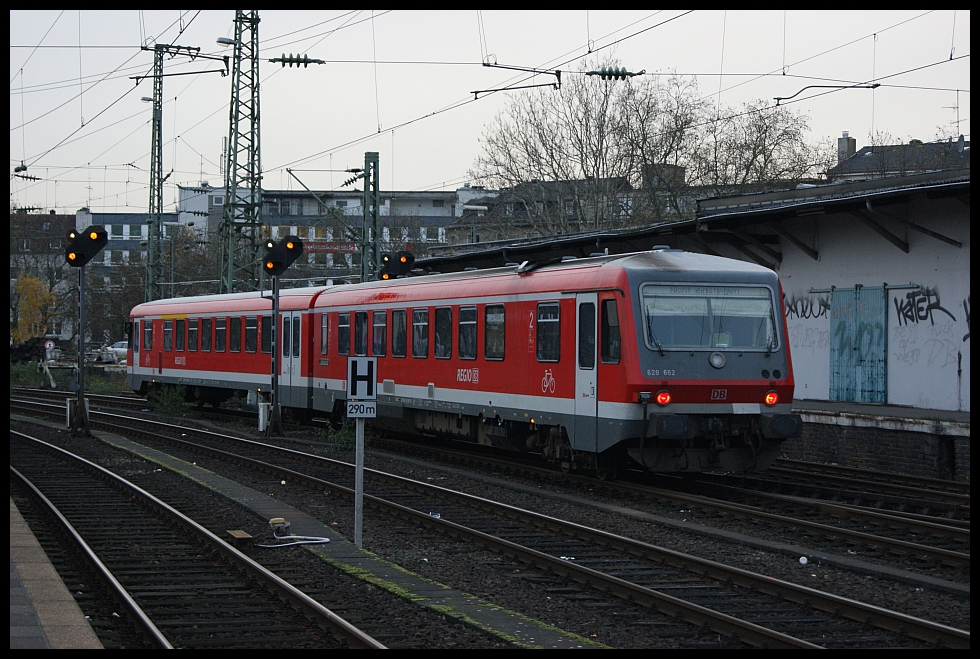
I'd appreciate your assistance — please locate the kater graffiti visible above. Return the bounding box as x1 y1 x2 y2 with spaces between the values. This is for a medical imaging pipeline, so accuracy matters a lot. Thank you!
893 287 957 327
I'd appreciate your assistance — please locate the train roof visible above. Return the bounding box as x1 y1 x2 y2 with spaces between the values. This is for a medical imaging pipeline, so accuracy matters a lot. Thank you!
312 249 777 307
129 249 778 317
130 285 335 316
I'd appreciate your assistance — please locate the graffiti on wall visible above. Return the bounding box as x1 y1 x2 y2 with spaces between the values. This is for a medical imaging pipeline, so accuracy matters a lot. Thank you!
784 293 830 320
893 286 956 326
891 287 969 369
782 292 830 353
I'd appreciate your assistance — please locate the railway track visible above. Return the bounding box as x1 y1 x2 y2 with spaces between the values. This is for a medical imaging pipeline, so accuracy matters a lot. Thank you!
12 405 967 649
9 429 384 650
12 394 969 575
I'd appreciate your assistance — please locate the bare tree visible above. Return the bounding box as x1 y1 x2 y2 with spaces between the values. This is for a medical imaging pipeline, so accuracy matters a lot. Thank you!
471 60 833 237
686 101 834 196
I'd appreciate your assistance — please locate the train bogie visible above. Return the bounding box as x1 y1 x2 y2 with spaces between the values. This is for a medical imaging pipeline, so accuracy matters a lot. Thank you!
127 250 802 474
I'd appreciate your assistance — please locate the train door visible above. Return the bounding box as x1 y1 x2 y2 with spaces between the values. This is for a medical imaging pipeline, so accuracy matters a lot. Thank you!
574 293 598 450
281 313 302 407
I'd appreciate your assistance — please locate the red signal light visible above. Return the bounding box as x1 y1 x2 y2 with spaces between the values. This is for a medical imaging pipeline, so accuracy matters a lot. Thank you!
656 390 671 406
764 391 778 406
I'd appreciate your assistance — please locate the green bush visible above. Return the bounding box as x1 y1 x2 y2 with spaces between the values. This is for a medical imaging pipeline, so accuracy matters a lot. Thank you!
316 422 356 451
149 384 190 417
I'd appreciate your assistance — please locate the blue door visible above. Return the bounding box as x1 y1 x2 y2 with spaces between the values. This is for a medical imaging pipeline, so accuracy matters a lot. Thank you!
830 286 887 403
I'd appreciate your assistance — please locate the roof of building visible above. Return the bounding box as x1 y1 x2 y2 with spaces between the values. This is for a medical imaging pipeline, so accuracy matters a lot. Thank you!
827 138 969 180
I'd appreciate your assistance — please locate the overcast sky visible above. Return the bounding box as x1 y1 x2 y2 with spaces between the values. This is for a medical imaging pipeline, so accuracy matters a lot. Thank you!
9 10 971 215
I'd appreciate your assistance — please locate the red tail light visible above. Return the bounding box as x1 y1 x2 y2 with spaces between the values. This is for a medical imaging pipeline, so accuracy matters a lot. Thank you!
656 390 671 406
764 390 778 406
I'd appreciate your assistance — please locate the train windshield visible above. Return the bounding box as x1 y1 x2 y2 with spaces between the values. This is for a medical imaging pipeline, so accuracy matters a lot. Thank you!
641 284 776 351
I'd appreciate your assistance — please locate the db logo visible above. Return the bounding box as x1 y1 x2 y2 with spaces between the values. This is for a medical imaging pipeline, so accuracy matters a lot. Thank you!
710 389 728 400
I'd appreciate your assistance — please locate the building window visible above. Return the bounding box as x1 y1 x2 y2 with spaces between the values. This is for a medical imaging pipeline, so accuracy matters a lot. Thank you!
111 224 123 237
419 227 427 243
282 200 290 215
336 200 347 207
432 199 444 208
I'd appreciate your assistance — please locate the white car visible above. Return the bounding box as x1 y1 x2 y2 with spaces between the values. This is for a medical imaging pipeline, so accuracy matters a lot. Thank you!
101 340 129 363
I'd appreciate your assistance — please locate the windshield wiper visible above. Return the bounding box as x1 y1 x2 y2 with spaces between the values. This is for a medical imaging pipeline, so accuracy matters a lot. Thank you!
765 312 776 356
649 325 666 356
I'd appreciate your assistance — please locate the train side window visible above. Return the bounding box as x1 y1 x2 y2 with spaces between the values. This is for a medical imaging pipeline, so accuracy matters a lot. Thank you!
175 319 185 351
282 316 291 356
245 317 257 353
230 317 241 352
601 299 621 364
434 307 452 359
485 304 505 361
215 318 226 352
188 319 198 352
261 316 272 353
354 311 368 356
458 306 476 360
292 315 300 358
131 321 139 353
143 320 153 351
392 310 407 357
320 314 329 355
536 302 560 362
372 310 386 357
201 318 212 352
164 319 173 351
578 302 595 369
412 309 429 358
338 313 350 356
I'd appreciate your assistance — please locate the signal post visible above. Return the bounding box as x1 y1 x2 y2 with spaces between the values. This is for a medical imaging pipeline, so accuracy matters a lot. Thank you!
64 226 108 437
262 236 304 436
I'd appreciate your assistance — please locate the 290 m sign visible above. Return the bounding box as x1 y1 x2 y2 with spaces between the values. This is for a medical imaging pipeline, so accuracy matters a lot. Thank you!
347 400 377 418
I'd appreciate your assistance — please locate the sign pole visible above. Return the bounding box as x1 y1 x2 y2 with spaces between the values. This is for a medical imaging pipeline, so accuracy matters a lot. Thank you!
355 416 364 547
346 356 377 549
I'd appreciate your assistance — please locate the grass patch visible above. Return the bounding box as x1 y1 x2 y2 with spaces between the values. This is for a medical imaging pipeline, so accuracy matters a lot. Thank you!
10 361 131 394
315 422 356 451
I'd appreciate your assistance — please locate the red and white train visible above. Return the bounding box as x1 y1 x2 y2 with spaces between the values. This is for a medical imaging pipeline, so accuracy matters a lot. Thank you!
127 248 802 474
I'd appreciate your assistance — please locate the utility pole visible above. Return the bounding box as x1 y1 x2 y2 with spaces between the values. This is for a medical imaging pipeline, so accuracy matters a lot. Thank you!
219 11 264 294
361 152 380 282
137 44 227 302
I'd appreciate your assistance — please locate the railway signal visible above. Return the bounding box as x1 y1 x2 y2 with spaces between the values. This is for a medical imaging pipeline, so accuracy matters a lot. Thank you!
65 226 108 267
64 225 107 438
263 236 304 277
380 250 414 280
